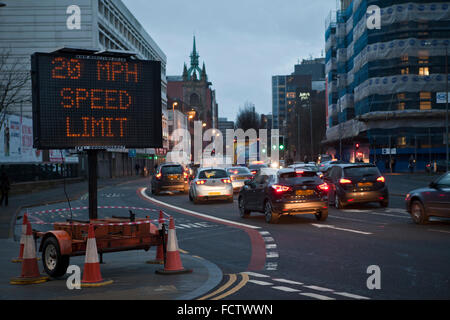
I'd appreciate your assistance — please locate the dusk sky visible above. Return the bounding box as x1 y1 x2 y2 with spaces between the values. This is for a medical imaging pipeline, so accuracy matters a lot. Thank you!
123 0 337 122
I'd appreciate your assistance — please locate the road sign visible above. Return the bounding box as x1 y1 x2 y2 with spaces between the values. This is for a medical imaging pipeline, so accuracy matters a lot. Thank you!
128 149 136 158
382 148 396 155
437 92 450 104
31 52 162 149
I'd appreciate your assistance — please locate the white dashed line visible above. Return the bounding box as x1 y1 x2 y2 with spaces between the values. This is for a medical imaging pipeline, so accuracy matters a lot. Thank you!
333 292 370 300
300 292 336 300
263 237 275 242
272 286 301 293
244 272 271 278
248 280 273 286
311 224 373 235
266 244 277 249
266 252 279 258
272 279 304 286
303 285 334 292
259 231 271 235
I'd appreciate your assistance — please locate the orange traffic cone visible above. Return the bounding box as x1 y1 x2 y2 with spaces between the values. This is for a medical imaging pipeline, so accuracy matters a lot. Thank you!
147 210 165 265
156 216 192 275
81 224 113 287
10 221 49 285
11 213 28 263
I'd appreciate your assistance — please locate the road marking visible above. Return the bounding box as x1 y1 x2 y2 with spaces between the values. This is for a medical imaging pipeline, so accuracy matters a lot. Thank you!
212 273 249 300
272 278 304 286
300 292 336 300
265 262 278 270
341 211 410 219
141 188 261 230
333 292 370 300
272 286 301 293
428 229 450 234
244 272 271 278
266 244 277 249
311 223 373 235
263 237 275 242
197 274 237 300
266 252 279 258
248 280 273 286
259 231 271 235
303 285 334 292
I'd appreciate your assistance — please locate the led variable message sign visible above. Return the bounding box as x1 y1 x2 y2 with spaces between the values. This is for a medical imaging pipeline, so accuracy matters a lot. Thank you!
31 52 162 149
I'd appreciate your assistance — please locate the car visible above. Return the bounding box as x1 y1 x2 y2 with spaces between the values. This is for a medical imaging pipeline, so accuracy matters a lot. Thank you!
248 163 268 176
319 154 333 163
324 163 388 209
238 167 329 224
405 172 450 224
189 167 234 203
226 167 253 192
318 160 348 172
151 163 189 195
288 163 324 179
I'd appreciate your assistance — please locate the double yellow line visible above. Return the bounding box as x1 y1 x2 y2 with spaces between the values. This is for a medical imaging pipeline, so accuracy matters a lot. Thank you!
197 273 249 300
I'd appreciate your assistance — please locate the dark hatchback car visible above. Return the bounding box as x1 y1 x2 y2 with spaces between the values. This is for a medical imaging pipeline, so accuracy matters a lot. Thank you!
238 168 329 223
324 164 388 209
405 172 450 224
248 163 268 176
151 163 189 195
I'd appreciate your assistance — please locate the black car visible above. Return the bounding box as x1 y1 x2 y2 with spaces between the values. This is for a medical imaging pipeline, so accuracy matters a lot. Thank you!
238 168 329 224
151 163 189 195
248 163 268 176
405 172 450 224
324 163 388 209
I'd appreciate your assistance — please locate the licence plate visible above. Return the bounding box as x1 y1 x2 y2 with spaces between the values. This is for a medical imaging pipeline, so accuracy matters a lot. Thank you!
237 177 247 180
296 190 314 196
208 192 221 196
168 175 178 179
358 182 373 187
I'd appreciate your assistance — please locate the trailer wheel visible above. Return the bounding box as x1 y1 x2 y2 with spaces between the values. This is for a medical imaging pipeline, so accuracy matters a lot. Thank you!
42 236 70 278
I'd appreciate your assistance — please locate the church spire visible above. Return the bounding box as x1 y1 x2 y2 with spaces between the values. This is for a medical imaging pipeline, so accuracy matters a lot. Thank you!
201 62 207 81
187 35 202 81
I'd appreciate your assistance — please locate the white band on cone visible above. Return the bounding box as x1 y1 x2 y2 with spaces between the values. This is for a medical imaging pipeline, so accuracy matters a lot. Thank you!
23 234 36 259
85 238 99 263
167 228 179 252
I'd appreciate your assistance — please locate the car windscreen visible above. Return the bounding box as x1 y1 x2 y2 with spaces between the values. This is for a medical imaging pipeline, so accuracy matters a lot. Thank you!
436 173 450 187
227 168 251 175
294 166 318 172
161 166 183 175
198 169 228 179
343 166 380 177
278 171 319 184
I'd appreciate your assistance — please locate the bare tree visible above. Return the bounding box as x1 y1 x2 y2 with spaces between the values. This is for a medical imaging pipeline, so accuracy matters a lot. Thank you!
0 49 31 131
235 101 261 131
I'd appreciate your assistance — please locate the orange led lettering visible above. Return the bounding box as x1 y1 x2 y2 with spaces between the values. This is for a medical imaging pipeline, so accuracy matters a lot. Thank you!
125 63 138 82
119 90 131 110
105 89 118 109
91 117 105 137
68 59 81 79
105 117 114 137
52 58 81 79
75 88 89 108
52 57 67 79
66 117 80 137
111 62 123 81
81 117 90 137
116 118 127 137
60 88 74 108
97 61 111 81
90 89 103 109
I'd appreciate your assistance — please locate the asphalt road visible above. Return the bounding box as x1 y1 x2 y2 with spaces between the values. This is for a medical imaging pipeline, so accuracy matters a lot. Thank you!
14 177 450 300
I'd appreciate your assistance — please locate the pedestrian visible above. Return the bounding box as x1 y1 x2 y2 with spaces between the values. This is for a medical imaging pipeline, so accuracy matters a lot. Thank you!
135 163 140 176
391 157 396 173
1 171 10 207
408 155 415 174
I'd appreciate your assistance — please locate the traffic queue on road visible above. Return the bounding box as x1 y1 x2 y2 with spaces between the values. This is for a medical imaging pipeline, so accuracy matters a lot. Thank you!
149 160 450 225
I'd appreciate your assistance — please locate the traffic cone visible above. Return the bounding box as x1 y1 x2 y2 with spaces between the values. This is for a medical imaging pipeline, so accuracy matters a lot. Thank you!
10 221 49 285
11 213 28 263
81 224 113 287
156 216 192 275
146 210 165 265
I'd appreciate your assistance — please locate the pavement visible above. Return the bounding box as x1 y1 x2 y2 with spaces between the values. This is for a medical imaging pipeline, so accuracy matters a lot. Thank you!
0 175 223 300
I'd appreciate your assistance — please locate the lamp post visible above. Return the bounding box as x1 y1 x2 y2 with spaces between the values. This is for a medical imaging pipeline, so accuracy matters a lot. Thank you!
300 92 313 162
446 46 448 172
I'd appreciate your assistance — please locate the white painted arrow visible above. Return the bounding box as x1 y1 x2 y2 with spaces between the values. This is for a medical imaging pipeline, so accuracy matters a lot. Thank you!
311 224 372 235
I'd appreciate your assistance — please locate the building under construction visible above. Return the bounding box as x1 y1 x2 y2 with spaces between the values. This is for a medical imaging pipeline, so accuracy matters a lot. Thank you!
324 0 450 172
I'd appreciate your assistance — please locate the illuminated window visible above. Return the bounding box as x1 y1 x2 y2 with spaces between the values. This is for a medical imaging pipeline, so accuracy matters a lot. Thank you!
418 56 429 64
286 92 296 98
401 68 409 75
419 67 429 76
397 137 407 146
400 54 409 63
420 92 432 110
397 102 405 110
397 93 406 100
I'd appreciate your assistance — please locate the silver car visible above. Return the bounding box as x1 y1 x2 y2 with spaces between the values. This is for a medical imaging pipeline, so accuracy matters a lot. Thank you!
226 167 253 192
189 168 234 203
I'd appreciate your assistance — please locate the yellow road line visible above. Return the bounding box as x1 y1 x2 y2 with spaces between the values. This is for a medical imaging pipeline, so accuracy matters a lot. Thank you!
197 274 237 300
212 273 249 300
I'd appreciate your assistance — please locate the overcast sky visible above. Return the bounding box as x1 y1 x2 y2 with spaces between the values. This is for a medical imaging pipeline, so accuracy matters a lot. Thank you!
123 0 337 122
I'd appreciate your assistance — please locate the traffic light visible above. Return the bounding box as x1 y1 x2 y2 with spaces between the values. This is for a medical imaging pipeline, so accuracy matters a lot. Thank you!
279 136 285 151
355 143 360 150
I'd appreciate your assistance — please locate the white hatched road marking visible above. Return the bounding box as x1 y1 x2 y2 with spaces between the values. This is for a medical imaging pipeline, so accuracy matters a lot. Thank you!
300 292 336 300
259 231 270 235
266 252 279 258
303 285 334 292
272 278 304 286
248 280 273 286
272 286 301 293
333 292 370 300
266 244 277 249
311 223 373 235
263 237 275 242
244 272 271 278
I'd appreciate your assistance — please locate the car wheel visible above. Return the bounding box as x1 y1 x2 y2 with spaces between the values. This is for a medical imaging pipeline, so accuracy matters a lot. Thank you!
239 197 251 218
315 210 328 221
264 201 279 224
411 200 428 224
335 193 344 209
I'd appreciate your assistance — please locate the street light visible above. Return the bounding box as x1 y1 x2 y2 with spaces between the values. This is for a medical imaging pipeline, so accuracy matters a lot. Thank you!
300 92 313 162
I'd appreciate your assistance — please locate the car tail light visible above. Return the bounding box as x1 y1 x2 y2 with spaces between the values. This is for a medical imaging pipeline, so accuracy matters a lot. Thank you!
376 176 385 183
155 172 162 180
251 170 257 175
318 183 329 192
196 180 206 185
221 178 232 184
295 170 304 174
271 185 291 193
339 178 352 184
231 176 236 181
183 172 189 179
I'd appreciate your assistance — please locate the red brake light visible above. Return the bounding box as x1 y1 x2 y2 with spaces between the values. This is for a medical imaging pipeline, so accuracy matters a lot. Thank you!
155 172 162 179
271 185 291 193
196 180 206 185
339 178 352 184
376 176 385 183
295 170 304 175
318 183 329 192
221 179 232 184
251 170 257 175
